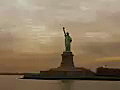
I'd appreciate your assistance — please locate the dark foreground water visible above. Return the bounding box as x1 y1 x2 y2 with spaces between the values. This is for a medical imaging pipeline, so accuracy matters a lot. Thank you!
0 75 120 90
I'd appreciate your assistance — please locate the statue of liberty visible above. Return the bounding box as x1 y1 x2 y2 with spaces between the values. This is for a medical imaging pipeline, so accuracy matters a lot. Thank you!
63 27 72 52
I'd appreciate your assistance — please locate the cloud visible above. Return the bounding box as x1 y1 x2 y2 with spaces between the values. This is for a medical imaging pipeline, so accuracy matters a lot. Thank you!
79 42 120 58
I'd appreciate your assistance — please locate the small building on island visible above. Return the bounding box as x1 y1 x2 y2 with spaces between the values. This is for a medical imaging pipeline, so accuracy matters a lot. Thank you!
96 67 120 77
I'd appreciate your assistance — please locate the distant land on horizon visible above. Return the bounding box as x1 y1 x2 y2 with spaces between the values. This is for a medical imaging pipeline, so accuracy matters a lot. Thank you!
0 72 25 75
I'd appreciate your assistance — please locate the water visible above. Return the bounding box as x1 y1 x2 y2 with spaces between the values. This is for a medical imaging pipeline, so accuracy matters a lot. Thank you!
0 75 120 90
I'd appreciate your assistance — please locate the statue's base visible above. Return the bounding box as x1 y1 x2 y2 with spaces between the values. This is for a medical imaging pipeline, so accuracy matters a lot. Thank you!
60 51 74 69
37 51 95 77
23 51 95 79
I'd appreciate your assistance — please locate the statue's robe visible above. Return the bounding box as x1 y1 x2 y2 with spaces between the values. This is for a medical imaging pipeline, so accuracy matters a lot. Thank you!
65 35 72 52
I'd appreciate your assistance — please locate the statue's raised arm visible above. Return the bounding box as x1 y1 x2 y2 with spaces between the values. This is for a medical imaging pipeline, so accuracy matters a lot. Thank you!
63 27 66 36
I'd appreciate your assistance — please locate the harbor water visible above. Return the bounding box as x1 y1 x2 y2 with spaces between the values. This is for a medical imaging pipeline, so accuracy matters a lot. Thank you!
0 75 120 90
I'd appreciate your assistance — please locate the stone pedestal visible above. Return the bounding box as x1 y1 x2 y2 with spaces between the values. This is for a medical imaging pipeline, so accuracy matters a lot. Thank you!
60 52 74 69
37 51 95 78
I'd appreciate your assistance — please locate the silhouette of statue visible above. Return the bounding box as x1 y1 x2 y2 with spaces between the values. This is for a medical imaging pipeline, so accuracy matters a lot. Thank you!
63 27 72 52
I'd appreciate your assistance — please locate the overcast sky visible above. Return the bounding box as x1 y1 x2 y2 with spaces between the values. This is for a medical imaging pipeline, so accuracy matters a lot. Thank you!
0 0 120 72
